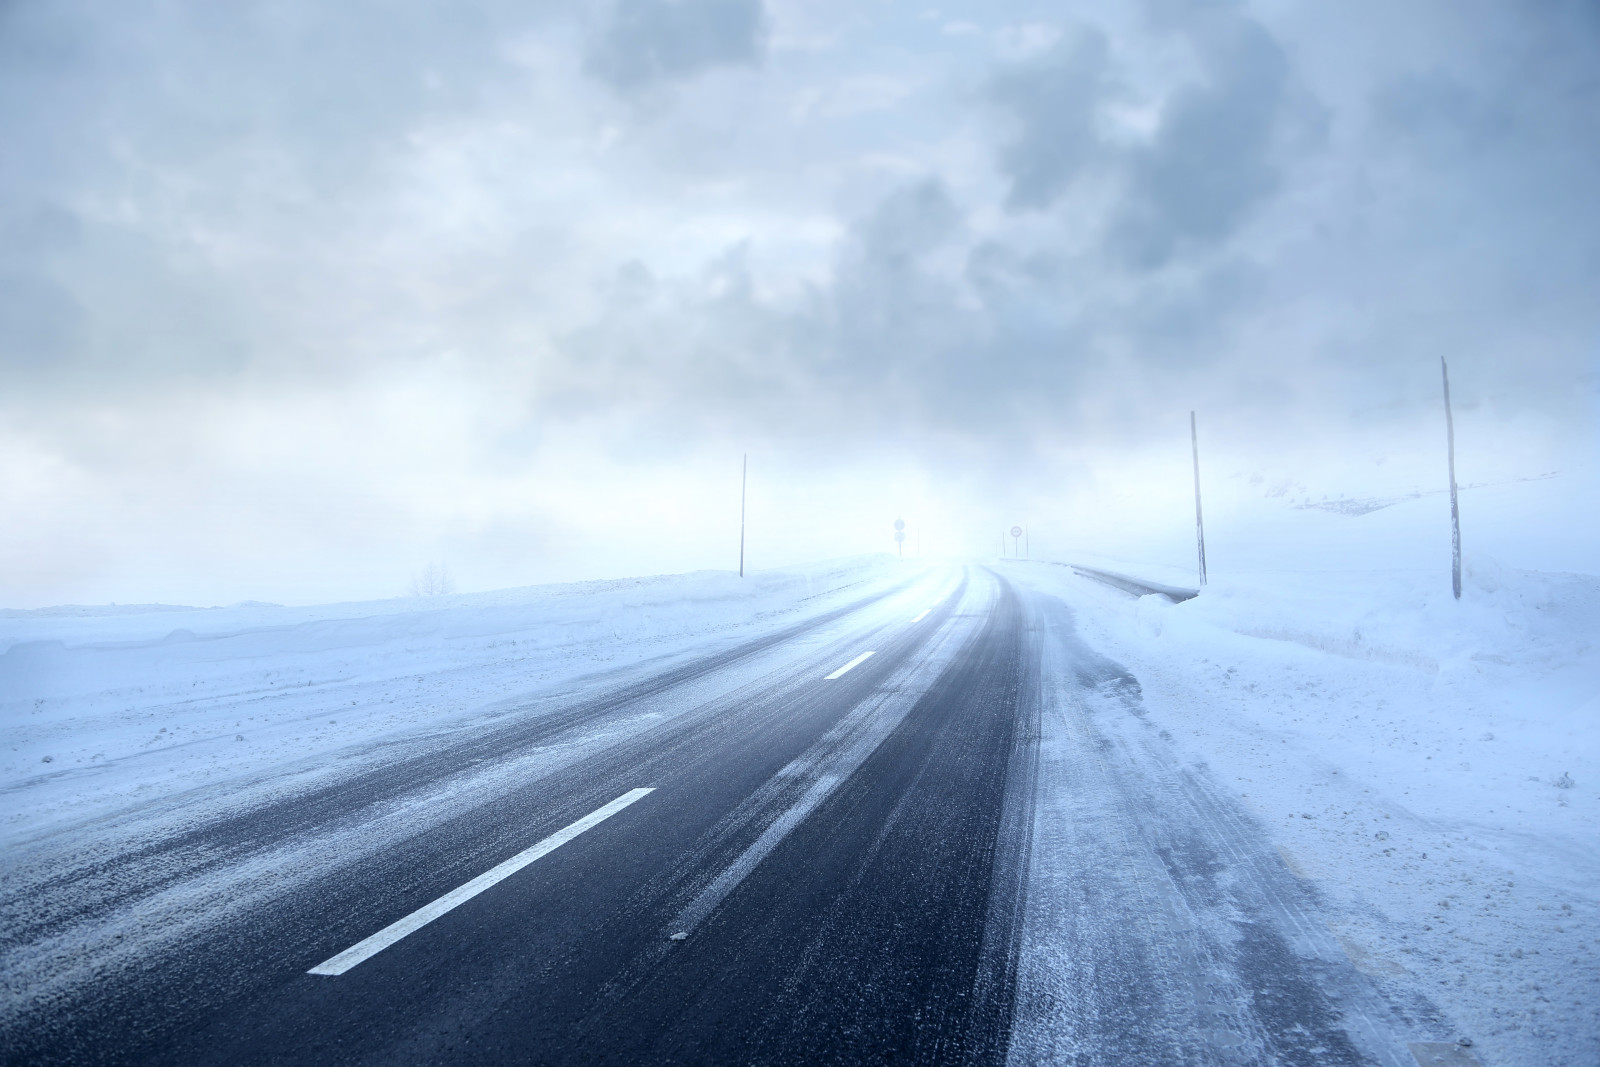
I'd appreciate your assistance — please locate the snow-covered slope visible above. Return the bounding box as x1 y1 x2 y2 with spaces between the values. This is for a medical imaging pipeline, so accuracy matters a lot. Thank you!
0 556 913 842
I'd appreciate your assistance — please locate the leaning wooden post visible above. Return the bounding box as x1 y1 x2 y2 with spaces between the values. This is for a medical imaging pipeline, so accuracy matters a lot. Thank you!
1191 411 1208 586
1441 359 1461 599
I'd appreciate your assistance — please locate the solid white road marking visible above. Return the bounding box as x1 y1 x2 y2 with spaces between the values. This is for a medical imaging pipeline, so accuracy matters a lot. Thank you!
824 651 875 679
308 787 655 976
912 609 931 623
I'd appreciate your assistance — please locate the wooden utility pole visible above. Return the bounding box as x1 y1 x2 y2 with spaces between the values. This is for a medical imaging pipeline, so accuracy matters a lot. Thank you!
739 453 747 579
1191 411 1208 586
1442 359 1461 599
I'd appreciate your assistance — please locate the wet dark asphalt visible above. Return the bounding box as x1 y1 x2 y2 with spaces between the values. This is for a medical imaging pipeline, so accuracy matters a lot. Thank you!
4 568 1038 1065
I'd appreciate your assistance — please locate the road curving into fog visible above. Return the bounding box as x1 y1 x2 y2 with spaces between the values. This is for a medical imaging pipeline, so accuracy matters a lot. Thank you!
1 566 1459 1065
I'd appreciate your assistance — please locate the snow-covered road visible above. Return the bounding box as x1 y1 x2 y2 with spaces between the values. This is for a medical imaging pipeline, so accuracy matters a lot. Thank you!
1 558 1594 1065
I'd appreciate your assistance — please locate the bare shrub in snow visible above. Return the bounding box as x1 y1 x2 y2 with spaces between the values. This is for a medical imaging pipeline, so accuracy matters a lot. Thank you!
408 562 455 597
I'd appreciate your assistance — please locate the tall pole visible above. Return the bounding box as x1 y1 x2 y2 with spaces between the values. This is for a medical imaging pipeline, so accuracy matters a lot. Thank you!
1191 411 1208 587
1442 359 1461 599
1024 520 1030 559
739 453 747 579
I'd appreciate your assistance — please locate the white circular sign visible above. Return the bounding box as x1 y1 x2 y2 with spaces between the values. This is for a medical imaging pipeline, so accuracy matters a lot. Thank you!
1010 525 1023 538
894 518 905 531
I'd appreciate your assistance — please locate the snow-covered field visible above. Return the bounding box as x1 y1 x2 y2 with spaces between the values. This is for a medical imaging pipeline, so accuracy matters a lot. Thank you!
1011 473 1599 1066
0 557 910 844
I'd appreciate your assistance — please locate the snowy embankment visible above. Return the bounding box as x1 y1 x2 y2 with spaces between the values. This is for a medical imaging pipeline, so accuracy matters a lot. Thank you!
0 556 911 844
1017 476 1599 1066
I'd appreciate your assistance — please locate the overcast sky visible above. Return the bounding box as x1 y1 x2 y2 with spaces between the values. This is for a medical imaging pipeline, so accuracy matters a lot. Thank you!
2 0 1596 606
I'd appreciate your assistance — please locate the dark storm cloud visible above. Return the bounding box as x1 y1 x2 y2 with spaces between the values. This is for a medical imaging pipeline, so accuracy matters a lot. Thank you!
559 179 972 441
987 11 1318 270
585 0 766 91
829 179 970 387
1 0 1594 442
1108 14 1304 269
551 0 1600 458
553 4 1330 449
556 177 1105 455
987 28 1113 211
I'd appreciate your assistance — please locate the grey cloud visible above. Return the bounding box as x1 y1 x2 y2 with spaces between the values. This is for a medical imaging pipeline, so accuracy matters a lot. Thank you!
1108 15 1304 268
0 0 552 193
7 0 1598 609
852 180 962 265
0 206 86 371
0 207 80 359
557 179 1130 455
0 273 85 370
0 0 562 387
1371 14 1599 198
826 182 990 425
1372 73 1510 163
585 0 766 91
0 194 271 386
987 29 1113 211
554 155 1332 464
1352 1 1600 411
557 180 976 445
3 0 1592 456
987 14 1316 270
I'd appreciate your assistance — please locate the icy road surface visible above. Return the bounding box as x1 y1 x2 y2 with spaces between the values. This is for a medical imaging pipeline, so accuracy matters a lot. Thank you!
0 563 1577 1064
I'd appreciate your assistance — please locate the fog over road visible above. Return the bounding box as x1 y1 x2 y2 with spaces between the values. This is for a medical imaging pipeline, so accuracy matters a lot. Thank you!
3 567 1455 1065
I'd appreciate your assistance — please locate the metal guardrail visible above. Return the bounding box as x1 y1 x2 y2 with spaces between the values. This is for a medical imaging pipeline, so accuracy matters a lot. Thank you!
1064 564 1200 603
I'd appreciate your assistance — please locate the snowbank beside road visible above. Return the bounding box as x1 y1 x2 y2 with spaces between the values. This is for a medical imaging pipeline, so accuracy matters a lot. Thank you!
1016 479 1600 1065
0 556 916 843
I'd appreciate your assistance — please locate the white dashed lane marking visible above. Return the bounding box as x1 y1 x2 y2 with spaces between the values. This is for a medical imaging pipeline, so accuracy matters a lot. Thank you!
309 788 655 976
824 651 875 679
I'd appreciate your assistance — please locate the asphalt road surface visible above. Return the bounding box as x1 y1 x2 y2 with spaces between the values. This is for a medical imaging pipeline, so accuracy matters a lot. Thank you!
2 567 1454 1065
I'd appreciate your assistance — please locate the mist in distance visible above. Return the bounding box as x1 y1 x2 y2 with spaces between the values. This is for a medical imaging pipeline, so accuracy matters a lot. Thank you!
1 0 1595 607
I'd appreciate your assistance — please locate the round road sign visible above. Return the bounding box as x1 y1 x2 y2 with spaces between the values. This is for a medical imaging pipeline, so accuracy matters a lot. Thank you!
894 531 906 542
893 518 905 531
1010 525 1023 538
